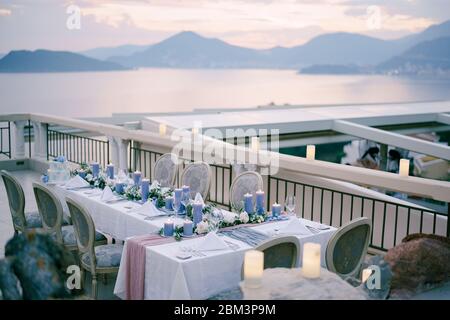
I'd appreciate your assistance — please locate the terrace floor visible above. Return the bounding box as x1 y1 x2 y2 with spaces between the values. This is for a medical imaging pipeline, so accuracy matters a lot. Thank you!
0 170 449 300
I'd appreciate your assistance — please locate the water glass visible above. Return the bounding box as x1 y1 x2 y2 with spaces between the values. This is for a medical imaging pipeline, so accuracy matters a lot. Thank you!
285 195 296 216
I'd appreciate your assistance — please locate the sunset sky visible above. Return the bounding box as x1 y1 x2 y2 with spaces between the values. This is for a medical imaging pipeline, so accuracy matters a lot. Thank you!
0 0 449 53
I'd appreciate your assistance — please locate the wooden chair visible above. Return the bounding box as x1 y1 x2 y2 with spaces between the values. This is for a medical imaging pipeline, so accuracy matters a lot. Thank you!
1 170 42 234
66 196 123 299
180 161 212 200
229 171 263 211
33 182 106 252
325 217 372 279
154 153 179 188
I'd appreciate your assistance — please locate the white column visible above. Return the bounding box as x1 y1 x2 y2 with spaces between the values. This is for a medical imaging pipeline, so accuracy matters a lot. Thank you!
114 137 130 173
32 121 48 159
11 120 27 159
107 136 119 171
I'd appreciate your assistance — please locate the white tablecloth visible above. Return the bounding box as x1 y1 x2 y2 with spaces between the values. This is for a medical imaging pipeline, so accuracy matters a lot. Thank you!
52 185 185 240
114 218 336 300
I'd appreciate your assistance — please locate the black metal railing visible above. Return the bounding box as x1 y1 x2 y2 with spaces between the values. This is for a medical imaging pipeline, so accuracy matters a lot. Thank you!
266 175 449 251
129 145 233 209
0 121 11 158
47 128 110 167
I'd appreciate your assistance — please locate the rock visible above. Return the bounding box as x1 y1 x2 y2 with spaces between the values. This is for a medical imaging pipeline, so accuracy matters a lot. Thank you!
0 231 76 300
384 233 450 298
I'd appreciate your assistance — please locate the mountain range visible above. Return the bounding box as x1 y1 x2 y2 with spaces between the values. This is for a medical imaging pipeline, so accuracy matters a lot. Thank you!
1 19 449 73
0 50 128 73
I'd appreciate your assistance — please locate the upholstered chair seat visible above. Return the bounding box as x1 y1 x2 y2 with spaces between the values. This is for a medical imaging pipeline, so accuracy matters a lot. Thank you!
60 225 107 246
81 244 124 268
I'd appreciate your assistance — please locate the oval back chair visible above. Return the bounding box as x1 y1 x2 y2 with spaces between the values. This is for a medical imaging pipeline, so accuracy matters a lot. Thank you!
154 153 179 188
66 197 122 299
1 170 42 233
32 182 65 244
180 161 212 200
325 217 372 279
229 171 263 211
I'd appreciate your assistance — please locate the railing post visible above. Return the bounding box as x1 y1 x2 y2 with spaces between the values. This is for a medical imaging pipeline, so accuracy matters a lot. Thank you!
447 203 450 238
32 121 48 159
10 120 28 159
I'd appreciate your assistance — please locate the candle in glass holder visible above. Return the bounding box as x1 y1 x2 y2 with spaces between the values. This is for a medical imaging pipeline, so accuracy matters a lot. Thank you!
115 182 125 194
164 219 174 237
91 162 100 178
244 193 253 214
362 268 372 283
165 195 174 210
192 201 203 225
106 163 114 179
183 220 193 237
174 188 183 212
255 190 265 215
251 136 260 152
243 250 264 288
133 171 142 186
271 203 281 217
302 243 321 279
306 145 316 160
159 123 167 136
78 169 86 179
399 158 410 177
141 179 150 202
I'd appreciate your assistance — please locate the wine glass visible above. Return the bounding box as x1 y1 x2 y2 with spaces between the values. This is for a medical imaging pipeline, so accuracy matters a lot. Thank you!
173 199 181 218
285 195 296 217
181 192 191 215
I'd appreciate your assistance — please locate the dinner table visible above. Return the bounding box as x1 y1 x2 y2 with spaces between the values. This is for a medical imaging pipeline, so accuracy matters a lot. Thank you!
50 183 336 300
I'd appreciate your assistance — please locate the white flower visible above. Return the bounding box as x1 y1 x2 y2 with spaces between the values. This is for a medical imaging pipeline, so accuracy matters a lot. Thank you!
222 211 237 224
196 221 209 234
239 211 249 224
86 174 93 181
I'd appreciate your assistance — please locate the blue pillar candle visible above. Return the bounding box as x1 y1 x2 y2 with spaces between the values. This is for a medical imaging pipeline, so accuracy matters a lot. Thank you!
133 171 142 186
165 196 174 210
183 220 193 237
106 164 114 179
41 175 49 184
192 201 203 225
271 203 281 217
174 188 183 212
91 162 100 178
244 193 254 214
256 190 265 215
115 182 125 194
78 169 86 179
163 219 174 237
141 179 150 202
182 185 190 195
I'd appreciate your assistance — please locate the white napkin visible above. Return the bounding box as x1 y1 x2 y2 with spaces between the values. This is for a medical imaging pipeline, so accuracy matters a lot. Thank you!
194 192 205 206
150 180 159 191
279 218 312 235
134 201 162 217
101 186 115 202
196 232 229 251
65 175 89 189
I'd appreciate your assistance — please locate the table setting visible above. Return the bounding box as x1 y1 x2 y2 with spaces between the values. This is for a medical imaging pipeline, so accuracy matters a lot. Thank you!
41 158 336 300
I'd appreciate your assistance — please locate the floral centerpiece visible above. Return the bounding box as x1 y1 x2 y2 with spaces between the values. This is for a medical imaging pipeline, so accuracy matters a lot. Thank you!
71 162 110 189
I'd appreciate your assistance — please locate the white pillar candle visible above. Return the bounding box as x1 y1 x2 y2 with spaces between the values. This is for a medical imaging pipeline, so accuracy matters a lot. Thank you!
192 127 199 135
159 123 167 136
251 136 260 152
362 268 372 283
399 158 410 177
302 243 321 279
243 250 264 288
306 145 315 160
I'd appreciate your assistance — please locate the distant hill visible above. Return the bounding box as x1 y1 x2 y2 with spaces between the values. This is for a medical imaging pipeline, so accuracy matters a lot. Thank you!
109 31 266 68
300 64 368 75
81 44 149 60
0 50 129 73
377 37 450 75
